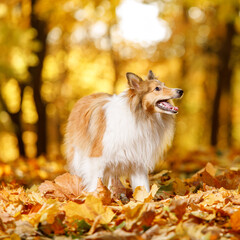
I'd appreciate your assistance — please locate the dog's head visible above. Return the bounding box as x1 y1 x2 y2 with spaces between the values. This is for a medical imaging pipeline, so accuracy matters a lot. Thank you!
126 70 183 115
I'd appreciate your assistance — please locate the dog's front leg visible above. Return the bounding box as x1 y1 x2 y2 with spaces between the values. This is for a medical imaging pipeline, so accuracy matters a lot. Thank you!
130 171 150 192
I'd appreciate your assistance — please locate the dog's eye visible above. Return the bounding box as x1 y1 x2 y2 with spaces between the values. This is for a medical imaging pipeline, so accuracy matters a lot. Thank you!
155 87 161 91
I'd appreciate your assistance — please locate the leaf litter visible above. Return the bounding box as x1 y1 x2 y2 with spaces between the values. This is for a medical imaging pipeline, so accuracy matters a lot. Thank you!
0 152 240 239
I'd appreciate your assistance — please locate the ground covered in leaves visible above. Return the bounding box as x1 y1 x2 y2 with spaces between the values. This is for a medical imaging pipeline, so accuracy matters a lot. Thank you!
1 149 240 239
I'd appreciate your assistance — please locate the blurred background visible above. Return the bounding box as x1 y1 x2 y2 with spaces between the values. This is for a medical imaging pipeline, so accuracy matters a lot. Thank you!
0 0 240 185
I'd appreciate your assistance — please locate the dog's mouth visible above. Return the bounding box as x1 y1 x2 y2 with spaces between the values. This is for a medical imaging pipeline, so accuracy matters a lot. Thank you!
156 100 179 114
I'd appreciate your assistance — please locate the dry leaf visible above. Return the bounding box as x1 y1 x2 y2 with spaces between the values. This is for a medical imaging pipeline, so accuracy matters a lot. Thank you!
133 184 158 202
39 173 85 200
230 210 240 232
191 162 220 188
123 201 146 230
169 198 188 221
14 221 36 238
64 195 115 224
173 178 189 195
93 178 112 205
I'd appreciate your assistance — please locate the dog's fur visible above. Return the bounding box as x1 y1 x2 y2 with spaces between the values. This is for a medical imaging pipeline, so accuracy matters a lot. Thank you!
65 71 183 192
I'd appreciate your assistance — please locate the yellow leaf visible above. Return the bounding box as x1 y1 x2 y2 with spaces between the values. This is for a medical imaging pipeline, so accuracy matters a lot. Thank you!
22 199 60 227
64 195 115 224
133 186 148 202
123 201 146 230
133 184 158 202
10 233 21 240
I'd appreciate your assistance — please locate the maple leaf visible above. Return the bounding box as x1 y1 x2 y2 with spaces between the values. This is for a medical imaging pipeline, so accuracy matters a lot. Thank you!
39 173 85 200
64 195 115 224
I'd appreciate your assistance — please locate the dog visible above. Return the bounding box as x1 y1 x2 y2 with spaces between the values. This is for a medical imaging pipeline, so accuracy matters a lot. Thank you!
65 70 183 192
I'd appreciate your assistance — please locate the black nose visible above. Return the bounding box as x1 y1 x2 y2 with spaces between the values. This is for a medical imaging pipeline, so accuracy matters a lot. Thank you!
177 89 184 97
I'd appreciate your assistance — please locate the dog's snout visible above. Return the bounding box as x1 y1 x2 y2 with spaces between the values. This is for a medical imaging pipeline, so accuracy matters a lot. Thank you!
177 89 184 97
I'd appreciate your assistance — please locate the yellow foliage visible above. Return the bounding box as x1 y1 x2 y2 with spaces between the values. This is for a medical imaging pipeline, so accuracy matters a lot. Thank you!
1 79 21 113
64 195 115 224
22 87 38 124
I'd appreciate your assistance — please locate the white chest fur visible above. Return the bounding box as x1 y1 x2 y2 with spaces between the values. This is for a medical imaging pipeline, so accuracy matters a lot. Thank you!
102 92 174 176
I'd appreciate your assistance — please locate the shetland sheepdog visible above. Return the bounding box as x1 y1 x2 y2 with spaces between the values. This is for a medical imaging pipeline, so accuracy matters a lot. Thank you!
65 70 183 192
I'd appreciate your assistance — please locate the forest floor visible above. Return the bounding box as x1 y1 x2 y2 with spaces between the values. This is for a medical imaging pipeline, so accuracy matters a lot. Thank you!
0 149 240 239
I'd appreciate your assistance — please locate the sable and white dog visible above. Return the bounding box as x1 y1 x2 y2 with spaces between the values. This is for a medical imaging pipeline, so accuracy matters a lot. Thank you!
65 71 183 192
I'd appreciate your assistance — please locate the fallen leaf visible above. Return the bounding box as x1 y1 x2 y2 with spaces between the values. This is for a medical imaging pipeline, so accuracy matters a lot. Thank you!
190 163 221 188
14 221 36 238
133 184 158 203
64 195 115 224
216 170 240 190
230 209 240 232
93 178 112 205
169 198 188 221
84 229 141 240
141 225 160 240
38 180 67 200
173 178 189 195
54 173 84 197
123 201 146 230
39 173 85 200
110 177 127 198
190 210 216 221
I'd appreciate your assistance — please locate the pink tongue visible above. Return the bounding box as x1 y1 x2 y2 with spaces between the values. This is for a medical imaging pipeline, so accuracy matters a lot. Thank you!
162 102 178 111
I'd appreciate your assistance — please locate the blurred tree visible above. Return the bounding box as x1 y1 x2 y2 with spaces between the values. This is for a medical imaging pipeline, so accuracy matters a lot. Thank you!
211 22 236 147
29 0 47 156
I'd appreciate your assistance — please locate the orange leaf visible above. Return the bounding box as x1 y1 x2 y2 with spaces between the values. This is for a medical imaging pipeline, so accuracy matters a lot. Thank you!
93 178 112 205
230 210 240 232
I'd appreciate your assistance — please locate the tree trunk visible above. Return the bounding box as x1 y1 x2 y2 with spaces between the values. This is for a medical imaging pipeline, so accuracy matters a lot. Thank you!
29 0 47 156
211 23 235 147
0 83 26 156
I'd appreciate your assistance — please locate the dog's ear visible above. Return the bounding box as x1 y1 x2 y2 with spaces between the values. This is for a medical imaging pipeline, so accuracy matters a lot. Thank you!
126 72 143 90
148 70 155 80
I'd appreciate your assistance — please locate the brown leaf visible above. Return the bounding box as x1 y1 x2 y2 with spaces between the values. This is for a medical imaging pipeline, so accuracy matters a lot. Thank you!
141 225 160 240
190 163 221 188
110 177 127 198
137 210 156 230
216 170 240 190
54 173 84 196
93 178 112 205
38 180 67 200
173 178 189 195
38 173 85 200
169 198 188 221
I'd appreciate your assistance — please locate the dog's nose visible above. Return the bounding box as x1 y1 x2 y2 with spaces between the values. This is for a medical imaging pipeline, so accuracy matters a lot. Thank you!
177 89 184 97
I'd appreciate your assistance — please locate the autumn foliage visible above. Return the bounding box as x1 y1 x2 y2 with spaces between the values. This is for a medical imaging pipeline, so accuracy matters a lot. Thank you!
1 150 240 239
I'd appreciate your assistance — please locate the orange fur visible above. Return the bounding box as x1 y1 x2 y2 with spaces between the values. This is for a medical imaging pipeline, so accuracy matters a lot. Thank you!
65 93 110 165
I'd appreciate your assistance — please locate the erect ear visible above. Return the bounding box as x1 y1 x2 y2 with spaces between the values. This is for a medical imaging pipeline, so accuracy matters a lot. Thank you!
126 72 143 90
148 70 155 80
